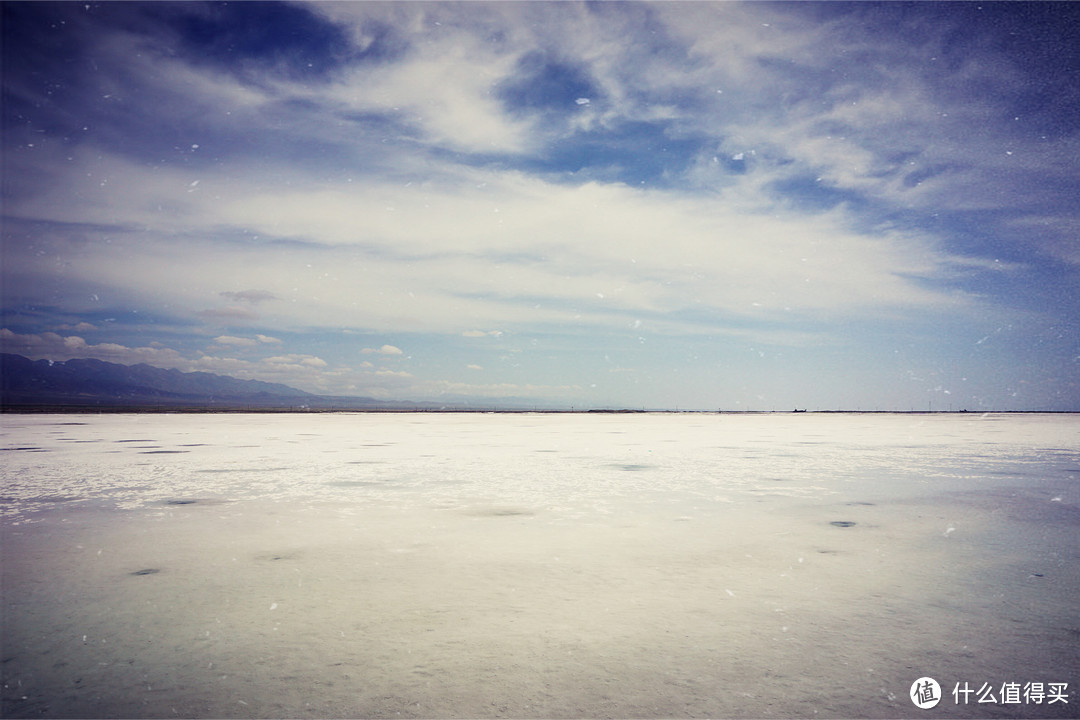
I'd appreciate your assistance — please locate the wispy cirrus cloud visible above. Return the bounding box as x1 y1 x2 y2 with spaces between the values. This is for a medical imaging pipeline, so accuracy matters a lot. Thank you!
221 290 278 304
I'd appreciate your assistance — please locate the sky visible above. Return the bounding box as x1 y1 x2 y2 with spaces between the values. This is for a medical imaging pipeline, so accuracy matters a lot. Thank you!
2 1 1079 411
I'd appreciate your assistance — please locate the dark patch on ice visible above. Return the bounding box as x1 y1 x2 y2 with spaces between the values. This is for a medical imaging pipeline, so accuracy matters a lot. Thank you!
846 501 875 506
1 447 45 451
140 450 190 454
54 422 88 426
485 508 534 517
534 449 558 453
346 460 386 465
254 551 302 562
915 487 1080 526
163 497 229 506
179 443 209 447
830 521 857 527
131 568 160 576
464 507 536 517
115 439 154 443
611 464 655 472
363 443 393 447
817 549 840 554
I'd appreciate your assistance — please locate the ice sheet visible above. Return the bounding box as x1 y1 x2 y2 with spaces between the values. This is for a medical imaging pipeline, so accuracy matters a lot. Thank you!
2 412 1078 718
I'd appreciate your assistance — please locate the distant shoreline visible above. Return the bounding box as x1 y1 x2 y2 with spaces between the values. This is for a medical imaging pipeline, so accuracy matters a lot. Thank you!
2 405 1076 415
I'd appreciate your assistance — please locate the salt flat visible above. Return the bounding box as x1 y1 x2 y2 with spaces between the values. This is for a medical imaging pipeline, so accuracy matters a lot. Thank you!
2 412 1078 718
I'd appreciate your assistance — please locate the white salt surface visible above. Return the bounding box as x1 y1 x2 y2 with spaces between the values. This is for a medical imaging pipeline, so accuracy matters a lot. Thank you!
1 412 1078 718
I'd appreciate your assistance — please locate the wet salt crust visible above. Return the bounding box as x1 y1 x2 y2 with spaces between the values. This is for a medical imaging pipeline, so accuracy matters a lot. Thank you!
1 412 1078 718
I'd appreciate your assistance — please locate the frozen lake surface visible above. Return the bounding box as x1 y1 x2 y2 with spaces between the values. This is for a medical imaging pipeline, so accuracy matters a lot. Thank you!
2 412 1078 718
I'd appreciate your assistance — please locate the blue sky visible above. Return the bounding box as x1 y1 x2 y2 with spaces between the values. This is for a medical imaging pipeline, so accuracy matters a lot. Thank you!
2 1 1078 410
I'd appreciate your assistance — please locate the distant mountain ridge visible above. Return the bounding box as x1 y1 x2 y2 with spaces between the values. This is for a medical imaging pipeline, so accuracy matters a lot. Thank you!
0 353 331 408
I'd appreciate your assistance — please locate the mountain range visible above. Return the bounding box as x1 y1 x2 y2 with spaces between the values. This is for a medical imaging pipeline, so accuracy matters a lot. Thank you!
0 353 404 410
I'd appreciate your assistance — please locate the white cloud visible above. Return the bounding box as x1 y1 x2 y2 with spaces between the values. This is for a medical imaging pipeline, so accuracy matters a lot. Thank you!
374 369 412 378
214 335 258 347
0 329 353 392
2 329 187 368
222 290 278 304
63 335 88 351
264 354 328 368
4 148 984 344
57 322 97 332
361 345 404 356
292 11 534 155
213 167 973 321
